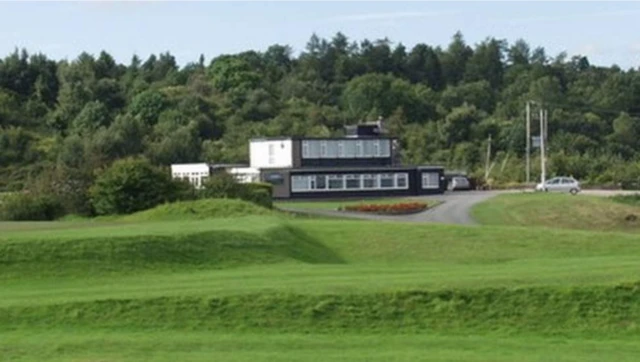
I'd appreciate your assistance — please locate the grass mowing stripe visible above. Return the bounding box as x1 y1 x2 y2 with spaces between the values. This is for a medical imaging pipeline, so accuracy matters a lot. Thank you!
3 283 640 336
4 331 640 362
2 255 640 308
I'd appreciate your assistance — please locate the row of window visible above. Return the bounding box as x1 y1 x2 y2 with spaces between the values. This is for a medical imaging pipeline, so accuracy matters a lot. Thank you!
291 172 441 192
291 173 409 192
172 172 209 178
301 139 391 159
173 175 207 188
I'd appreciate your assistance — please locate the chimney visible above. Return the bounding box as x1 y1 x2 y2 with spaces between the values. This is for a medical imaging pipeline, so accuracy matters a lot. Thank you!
377 115 384 134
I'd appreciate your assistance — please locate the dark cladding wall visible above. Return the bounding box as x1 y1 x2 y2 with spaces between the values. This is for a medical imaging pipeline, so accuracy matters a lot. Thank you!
282 167 445 199
261 169 291 199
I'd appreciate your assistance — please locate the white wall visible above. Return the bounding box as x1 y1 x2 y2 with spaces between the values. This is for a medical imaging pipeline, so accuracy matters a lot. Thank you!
229 167 261 183
249 139 293 169
170 163 210 189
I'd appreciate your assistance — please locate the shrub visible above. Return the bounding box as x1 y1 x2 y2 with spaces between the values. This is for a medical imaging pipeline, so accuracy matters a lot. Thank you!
24 163 95 216
341 201 428 215
89 157 184 215
200 173 273 209
0 192 64 221
240 182 273 209
200 172 243 199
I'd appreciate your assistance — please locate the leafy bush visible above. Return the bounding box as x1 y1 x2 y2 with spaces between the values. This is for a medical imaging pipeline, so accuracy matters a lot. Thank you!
89 157 185 215
0 192 64 221
200 173 273 209
240 182 273 209
200 172 243 198
24 163 95 216
340 202 428 215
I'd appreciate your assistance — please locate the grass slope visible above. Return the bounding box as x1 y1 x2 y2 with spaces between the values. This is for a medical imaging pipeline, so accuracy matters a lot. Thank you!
3 210 640 360
471 192 640 232
122 198 275 221
3 283 640 335
0 223 343 278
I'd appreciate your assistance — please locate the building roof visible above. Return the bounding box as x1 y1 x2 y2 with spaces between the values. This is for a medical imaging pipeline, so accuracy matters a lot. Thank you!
209 163 249 169
286 165 444 173
249 135 397 142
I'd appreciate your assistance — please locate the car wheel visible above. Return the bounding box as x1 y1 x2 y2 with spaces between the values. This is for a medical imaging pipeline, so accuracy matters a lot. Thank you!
570 188 578 195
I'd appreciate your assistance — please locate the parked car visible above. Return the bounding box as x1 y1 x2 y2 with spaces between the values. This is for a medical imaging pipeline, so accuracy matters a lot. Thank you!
448 176 471 191
535 176 581 194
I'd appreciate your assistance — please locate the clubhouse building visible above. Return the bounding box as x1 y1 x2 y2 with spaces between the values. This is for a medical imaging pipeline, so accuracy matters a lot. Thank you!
171 120 447 199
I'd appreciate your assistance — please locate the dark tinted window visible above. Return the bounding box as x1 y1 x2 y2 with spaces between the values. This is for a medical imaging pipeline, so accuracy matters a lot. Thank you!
264 173 284 185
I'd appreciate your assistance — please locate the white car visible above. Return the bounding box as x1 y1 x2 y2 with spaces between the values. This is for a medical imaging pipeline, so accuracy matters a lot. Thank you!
535 176 581 195
448 176 471 191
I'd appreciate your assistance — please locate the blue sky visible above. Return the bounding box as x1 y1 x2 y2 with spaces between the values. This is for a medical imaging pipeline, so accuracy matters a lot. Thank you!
1 1 639 69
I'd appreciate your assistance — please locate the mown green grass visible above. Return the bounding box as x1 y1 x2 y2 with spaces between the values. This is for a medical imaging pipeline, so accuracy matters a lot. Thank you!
3 201 640 360
4 331 640 362
471 192 640 232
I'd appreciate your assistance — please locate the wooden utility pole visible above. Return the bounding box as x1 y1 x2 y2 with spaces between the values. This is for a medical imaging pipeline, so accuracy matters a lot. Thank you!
526 101 531 184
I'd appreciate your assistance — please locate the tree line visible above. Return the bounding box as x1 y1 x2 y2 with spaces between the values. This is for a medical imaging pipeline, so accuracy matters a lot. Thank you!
2 31 640 205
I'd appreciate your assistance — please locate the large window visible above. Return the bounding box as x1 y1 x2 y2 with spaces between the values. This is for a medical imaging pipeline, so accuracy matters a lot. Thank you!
362 174 377 188
268 144 275 165
380 174 395 188
422 172 440 189
345 175 361 189
328 175 344 189
301 139 392 159
292 175 310 192
396 173 408 188
292 173 409 193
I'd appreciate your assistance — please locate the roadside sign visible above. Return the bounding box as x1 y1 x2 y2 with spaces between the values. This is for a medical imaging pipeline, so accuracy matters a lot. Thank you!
532 136 541 148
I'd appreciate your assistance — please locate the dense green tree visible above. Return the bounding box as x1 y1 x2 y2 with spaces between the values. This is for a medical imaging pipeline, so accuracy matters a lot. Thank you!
1 31 640 192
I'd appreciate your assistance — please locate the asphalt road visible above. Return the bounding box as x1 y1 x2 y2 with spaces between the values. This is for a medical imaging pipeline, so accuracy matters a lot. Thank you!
278 189 640 226
278 190 508 226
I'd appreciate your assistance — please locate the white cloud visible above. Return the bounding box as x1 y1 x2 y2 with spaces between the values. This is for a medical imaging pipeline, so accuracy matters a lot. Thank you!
507 9 640 24
326 11 456 23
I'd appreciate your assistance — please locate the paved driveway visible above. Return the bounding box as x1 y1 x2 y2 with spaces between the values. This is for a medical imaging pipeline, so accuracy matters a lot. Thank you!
278 189 640 226
278 190 508 226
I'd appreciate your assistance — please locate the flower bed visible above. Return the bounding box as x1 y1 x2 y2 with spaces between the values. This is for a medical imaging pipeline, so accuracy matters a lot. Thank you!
339 201 428 215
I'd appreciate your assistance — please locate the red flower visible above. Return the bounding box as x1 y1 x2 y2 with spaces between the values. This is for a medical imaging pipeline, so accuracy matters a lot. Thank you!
343 201 427 214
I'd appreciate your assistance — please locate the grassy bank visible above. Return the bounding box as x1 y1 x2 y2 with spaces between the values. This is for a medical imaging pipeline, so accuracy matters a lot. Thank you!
471 192 640 232
3 201 640 360
3 283 640 335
